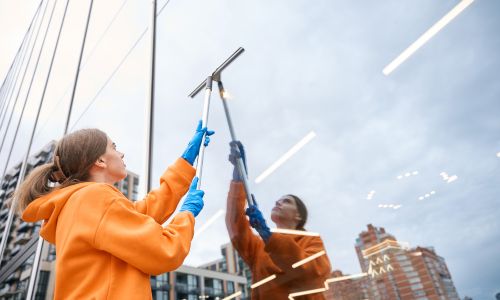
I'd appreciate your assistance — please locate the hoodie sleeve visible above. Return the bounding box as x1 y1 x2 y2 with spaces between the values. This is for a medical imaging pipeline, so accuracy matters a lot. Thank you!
225 181 265 268
94 198 195 275
133 158 195 224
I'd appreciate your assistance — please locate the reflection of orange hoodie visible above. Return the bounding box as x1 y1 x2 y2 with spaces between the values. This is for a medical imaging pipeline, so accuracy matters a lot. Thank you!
226 182 331 300
22 158 195 299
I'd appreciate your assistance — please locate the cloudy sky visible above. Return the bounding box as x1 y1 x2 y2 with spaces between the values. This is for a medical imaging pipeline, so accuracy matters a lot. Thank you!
1 0 499 298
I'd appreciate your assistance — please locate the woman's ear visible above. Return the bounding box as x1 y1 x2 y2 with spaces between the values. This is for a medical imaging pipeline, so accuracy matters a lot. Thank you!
94 157 106 168
294 213 302 221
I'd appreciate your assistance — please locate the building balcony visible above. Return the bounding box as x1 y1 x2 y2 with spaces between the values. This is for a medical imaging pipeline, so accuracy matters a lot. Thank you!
203 287 224 297
0 207 9 218
175 283 188 293
18 222 33 233
14 232 31 245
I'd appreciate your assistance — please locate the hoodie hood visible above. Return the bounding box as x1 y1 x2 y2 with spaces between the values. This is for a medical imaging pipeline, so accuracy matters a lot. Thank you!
22 182 94 244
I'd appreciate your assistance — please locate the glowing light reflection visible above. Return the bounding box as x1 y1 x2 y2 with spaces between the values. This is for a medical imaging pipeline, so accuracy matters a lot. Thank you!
222 291 242 300
255 131 316 184
194 209 225 238
383 0 474 75
251 274 277 289
292 250 326 269
271 228 320 237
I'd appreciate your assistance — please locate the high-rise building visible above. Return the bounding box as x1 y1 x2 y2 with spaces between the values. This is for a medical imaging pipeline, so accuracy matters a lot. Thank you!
153 265 247 300
114 170 139 201
198 242 251 299
355 224 460 300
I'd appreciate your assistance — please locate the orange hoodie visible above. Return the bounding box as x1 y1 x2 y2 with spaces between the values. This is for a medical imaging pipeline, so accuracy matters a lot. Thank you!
226 182 331 300
22 158 195 299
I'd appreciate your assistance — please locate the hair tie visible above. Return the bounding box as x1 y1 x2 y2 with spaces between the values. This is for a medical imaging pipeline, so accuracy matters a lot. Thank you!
50 155 67 183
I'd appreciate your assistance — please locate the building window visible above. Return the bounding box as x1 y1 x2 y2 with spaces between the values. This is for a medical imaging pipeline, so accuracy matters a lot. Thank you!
213 279 223 295
409 277 421 284
227 281 234 294
34 271 50 300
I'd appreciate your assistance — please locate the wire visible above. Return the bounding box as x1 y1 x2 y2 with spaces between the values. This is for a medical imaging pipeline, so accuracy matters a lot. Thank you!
34 0 130 137
0 0 59 179
0 1 45 134
0 0 43 105
0 0 51 155
69 0 172 130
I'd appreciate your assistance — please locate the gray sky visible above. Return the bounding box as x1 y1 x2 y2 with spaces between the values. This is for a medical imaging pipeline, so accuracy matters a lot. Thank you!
1 0 499 298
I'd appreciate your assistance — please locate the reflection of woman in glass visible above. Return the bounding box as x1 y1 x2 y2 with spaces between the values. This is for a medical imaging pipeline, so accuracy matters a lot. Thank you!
16 122 213 299
226 142 331 299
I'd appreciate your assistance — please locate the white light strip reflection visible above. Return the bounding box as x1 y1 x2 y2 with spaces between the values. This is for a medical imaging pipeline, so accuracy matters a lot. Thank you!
497 152 500 158
288 288 327 300
271 228 320 237
222 291 242 300
383 0 474 75
447 175 458 183
255 131 316 184
251 274 277 289
292 250 326 269
363 246 403 258
194 209 225 238
288 272 368 299
362 240 410 258
325 273 368 284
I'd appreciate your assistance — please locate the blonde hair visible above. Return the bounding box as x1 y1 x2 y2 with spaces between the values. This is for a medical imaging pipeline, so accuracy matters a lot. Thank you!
15 129 108 214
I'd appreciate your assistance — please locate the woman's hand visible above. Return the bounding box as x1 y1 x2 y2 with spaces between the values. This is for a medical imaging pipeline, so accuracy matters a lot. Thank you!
245 204 272 242
181 120 215 165
228 140 247 181
179 177 204 217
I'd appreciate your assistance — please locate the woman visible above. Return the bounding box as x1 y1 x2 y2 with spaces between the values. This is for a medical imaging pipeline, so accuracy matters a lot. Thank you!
16 121 214 299
226 141 331 299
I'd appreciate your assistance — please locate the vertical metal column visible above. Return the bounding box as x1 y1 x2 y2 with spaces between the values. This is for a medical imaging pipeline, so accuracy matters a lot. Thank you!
144 0 157 193
28 0 92 297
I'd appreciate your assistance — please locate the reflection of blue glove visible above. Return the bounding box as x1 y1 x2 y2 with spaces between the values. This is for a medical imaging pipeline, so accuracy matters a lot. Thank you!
180 177 204 217
245 204 272 242
228 141 247 181
181 120 215 165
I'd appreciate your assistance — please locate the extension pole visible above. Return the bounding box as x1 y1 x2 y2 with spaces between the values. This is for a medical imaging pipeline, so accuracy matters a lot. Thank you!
194 76 212 188
217 81 255 207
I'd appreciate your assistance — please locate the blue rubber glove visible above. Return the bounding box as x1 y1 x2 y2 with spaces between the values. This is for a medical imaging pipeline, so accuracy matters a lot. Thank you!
181 120 215 165
245 204 272 242
179 177 204 217
228 141 247 181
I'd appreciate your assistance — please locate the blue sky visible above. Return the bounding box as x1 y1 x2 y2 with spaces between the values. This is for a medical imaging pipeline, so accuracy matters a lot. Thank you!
1 0 499 298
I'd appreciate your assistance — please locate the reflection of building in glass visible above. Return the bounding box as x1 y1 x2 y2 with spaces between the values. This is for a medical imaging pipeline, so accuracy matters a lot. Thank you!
152 265 247 300
0 141 141 298
198 242 251 299
355 224 460 300
323 270 367 300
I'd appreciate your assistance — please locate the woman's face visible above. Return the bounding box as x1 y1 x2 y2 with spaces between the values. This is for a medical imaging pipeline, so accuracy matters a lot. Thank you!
100 138 127 183
270 195 301 228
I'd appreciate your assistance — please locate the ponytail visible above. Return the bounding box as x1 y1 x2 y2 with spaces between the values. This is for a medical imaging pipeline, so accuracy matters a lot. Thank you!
14 163 55 214
14 128 108 215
